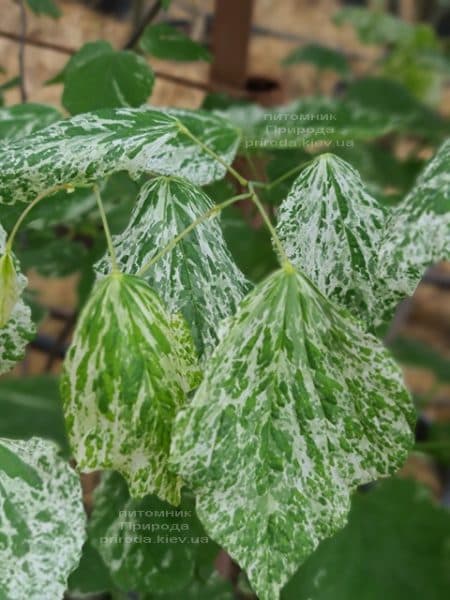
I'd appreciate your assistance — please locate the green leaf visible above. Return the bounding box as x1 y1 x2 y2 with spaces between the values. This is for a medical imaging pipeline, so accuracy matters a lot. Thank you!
219 82 446 152
140 23 211 62
148 573 233 599
281 478 450 599
89 471 222 595
389 336 450 385
0 226 35 376
0 103 61 141
26 0 61 18
221 206 278 283
222 97 404 153
0 437 85 598
0 376 69 455
46 40 112 85
282 43 349 75
345 77 446 140
333 7 414 45
95 177 250 357
60 41 155 114
61 273 201 504
276 153 385 322
18 230 90 278
67 540 114 597
262 149 311 205
375 139 450 327
171 267 415 600
0 252 20 327
0 106 241 205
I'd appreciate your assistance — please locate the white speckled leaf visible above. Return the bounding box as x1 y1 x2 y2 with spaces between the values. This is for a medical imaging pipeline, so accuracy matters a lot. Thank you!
0 225 35 375
171 267 415 600
276 154 385 321
95 177 251 357
0 103 61 141
0 107 241 204
374 139 450 327
61 273 201 504
0 436 86 600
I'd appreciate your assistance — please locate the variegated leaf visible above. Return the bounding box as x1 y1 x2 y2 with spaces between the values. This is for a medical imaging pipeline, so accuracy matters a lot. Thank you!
61 273 201 504
0 107 241 205
0 103 61 141
276 154 385 322
0 437 86 600
89 471 223 596
0 252 20 327
0 225 35 375
374 139 450 327
171 266 414 600
96 177 251 357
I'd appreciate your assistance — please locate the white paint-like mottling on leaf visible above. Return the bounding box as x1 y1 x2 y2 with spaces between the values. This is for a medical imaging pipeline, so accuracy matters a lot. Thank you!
171 267 414 600
0 437 86 600
0 225 35 375
0 103 61 142
276 154 385 322
61 273 201 504
374 139 450 327
96 177 251 357
0 107 241 204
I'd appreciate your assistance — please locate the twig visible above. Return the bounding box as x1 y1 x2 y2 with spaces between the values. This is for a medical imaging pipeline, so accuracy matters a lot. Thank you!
17 0 28 101
124 0 163 49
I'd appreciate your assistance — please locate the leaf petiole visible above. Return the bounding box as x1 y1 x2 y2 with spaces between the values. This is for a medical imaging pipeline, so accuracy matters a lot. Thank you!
93 185 119 273
137 191 252 276
6 183 73 253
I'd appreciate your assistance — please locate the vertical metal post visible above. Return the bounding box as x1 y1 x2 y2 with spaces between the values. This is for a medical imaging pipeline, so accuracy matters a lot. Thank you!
210 0 255 90
399 0 417 22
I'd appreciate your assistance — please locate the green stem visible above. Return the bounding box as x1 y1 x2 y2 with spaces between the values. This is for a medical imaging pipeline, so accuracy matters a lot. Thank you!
137 192 252 276
6 184 71 253
249 183 291 266
178 122 248 187
177 122 293 269
263 159 314 191
94 185 119 273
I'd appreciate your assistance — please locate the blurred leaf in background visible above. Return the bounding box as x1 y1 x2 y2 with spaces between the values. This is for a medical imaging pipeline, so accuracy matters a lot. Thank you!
282 43 350 76
52 41 155 114
282 478 450 599
334 7 448 104
0 375 69 456
140 23 211 62
26 0 61 18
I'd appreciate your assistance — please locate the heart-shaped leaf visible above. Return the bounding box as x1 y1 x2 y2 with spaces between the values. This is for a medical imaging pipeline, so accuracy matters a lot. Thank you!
59 41 155 114
95 177 250 357
171 266 414 600
61 273 201 504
